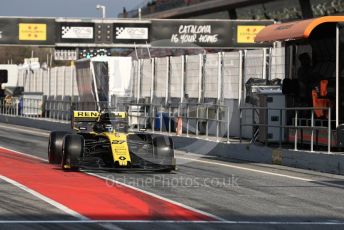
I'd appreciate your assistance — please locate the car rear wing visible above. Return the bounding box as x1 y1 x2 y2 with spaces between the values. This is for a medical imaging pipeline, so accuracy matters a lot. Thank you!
72 111 100 131
71 110 129 130
100 112 127 120
73 111 100 122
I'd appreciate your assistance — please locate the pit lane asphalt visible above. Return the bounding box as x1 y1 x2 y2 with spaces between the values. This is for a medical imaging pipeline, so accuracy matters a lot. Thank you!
0 123 344 230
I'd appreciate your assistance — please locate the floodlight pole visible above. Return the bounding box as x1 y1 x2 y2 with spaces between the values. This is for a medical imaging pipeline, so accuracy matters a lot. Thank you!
336 23 339 128
96 4 106 18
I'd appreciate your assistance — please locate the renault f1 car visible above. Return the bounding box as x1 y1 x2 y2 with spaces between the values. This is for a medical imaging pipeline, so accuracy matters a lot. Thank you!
48 111 176 172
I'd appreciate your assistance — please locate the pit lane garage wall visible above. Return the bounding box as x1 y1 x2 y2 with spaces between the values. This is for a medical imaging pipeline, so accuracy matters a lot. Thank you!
17 66 78 98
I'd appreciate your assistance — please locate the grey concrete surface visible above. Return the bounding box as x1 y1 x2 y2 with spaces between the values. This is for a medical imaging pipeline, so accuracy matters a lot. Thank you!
0 181 104 230
172 135 344 175
0 115 71 132
0 123 344 229
0 223 104 230
0 180 75 221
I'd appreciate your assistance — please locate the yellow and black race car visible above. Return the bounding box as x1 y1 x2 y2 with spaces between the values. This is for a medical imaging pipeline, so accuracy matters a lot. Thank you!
48 111 176 172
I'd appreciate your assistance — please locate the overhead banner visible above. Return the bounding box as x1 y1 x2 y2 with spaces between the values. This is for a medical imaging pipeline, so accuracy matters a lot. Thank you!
0 18 55 45
113 23 150 44
62 26 93 39
19 23 47 41
57 22 95 43
236 25 266 43
0 18 17 44
0 18 272 47
232 21 273 47
150 20 233 48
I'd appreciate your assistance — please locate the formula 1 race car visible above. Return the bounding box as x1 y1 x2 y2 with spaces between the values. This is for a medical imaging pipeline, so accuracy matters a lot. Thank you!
48 111 176 172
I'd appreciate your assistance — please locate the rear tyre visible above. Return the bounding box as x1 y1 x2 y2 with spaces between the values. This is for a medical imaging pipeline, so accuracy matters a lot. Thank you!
153 136 176 172
48 131 69 164
61 134 84 171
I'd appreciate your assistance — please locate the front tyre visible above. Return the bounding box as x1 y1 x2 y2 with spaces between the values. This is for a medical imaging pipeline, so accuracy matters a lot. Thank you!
61 134 84 171
48 131 69 164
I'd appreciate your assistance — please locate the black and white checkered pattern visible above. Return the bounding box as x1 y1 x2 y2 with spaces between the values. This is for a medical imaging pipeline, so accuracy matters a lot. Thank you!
115 27 125 37
61 26 71 36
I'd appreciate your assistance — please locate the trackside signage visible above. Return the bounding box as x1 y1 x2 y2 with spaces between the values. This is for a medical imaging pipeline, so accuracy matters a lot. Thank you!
150 20 233 48
56 22 95 43
0 17 273 48
231 21 273 47
0 18 55 45
113 23 150 44
0 18 17 44
19 23 47 41
73 111 99 118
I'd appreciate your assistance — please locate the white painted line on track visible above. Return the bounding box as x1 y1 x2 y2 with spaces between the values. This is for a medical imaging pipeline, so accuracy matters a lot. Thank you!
0 123 49 137
88 172 225 221
0 175 87 220
177 156 315 182
0 220 343 225
0 145 48 162
99 222 125 230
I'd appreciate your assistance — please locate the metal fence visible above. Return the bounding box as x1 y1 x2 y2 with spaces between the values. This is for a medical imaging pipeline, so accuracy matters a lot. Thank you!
0 98 236 142
0 98 71 123
126 102 232 142
240 106 333 153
